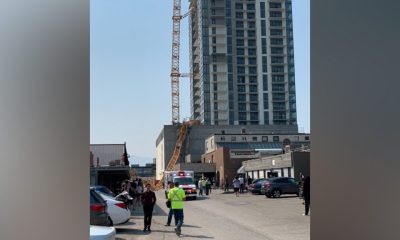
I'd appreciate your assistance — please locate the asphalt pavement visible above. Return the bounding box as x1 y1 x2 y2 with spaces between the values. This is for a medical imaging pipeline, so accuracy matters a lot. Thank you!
114 189 310 240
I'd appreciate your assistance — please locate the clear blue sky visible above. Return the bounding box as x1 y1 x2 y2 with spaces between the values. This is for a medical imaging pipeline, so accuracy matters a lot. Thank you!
90 0 309 165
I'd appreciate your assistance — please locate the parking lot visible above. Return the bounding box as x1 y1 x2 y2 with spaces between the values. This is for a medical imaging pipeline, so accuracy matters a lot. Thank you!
114 189 310 240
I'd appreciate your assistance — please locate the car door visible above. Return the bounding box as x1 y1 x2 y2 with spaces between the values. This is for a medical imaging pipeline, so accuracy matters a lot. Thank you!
279 178 290 193
287 178 299 194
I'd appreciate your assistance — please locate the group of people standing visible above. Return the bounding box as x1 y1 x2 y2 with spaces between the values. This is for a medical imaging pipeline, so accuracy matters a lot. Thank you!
197 178 212 196
119 178 145 210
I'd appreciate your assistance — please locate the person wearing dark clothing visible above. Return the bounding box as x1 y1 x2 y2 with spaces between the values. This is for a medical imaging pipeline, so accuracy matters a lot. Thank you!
141 184 156 231
302 176 310 216
165 182 176 226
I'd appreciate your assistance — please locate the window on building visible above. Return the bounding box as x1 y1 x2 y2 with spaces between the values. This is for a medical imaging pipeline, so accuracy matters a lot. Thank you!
248 58 257 65
231 136 236 141
264 112 269 124
213 83 218 91
247 30 256 37
238 75 245 83
249 67 257 74
239 112 247 120
221 136 225 141
250 103 258 111
260 2 266 18
263 75 268 91
238 85 246 92
249 76 257 83
236 21 244 28
270 20 282 27
261 20 266 36
270 29 283 36
272 75 285 83
236 12 243 19
236 30 244 37
269 2 281 9
238 94 246 102
212 27 216 34
262 38 267 54
250 112 259 120
237 66 245 74
213 74 217 81
238 103 246 111
212 18 216 24
273 136 280 142
305 136 310 141
242 136 247 141
271 38 283 45
252 136 258 141
248 39 256 47
270 11 282 18
247 3 255 10
272 56 284 63
248 22 256 29
247 12 255 19
213 65 217 72
262 136 268 142
263 93 269 109
272 66 284 73
250 94 258 102
237 48 245 55
248 49 256 56
262 56 268 73
235 3 243 10
271 47 284 54
237 57 245 65
214 93 218 100
212 37 217 44
237 39 244 46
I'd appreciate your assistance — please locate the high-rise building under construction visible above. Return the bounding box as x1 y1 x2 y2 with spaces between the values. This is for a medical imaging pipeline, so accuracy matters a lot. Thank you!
189 0 297 127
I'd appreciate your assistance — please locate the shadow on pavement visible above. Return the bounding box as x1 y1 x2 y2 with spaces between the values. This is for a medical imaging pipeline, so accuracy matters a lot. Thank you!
182 224 201 228
180 234 214 239
115 228 148 236
115 238 126 240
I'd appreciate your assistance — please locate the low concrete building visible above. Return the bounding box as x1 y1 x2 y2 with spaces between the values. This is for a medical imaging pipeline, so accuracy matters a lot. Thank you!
131 163 156 177
90 143 130 193
242 151 310 181
201 133 310 185
155 124 300 180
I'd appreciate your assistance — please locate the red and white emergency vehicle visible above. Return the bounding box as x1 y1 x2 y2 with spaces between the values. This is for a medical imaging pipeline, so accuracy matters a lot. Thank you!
164 171 197 200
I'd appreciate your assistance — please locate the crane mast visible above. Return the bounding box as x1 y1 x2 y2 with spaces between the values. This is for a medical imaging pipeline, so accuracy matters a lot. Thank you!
170 0 182 125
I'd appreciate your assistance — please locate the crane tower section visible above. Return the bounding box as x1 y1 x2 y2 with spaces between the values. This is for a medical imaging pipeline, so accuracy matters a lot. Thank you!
171 0 182 125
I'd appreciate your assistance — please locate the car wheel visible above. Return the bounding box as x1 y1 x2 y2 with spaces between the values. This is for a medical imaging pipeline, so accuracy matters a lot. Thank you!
272 189 281 198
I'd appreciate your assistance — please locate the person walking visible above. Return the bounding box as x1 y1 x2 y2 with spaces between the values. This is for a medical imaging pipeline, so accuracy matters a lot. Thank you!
202 178 208 195
233 176 240 197
168 182 186 236
207 178 212 194
141 184 156 231
302 176 310 216
239 175 244 193
224 176 229 192
165 182 176 226
198 178 203 196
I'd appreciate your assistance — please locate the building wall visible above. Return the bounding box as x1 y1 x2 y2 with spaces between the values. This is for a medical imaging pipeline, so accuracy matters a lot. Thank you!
190 0 297 126
156 124 299 180
243 151 310 181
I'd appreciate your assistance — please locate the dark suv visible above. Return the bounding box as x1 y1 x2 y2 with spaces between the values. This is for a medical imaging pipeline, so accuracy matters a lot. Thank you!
260 177 300 198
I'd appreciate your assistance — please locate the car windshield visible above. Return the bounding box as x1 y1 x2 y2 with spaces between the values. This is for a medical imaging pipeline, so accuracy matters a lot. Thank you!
174 177 194 185
97 186 115 197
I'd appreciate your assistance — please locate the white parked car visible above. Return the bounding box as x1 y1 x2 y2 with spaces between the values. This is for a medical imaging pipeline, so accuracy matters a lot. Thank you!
98 192 130 225
90 225 116 240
